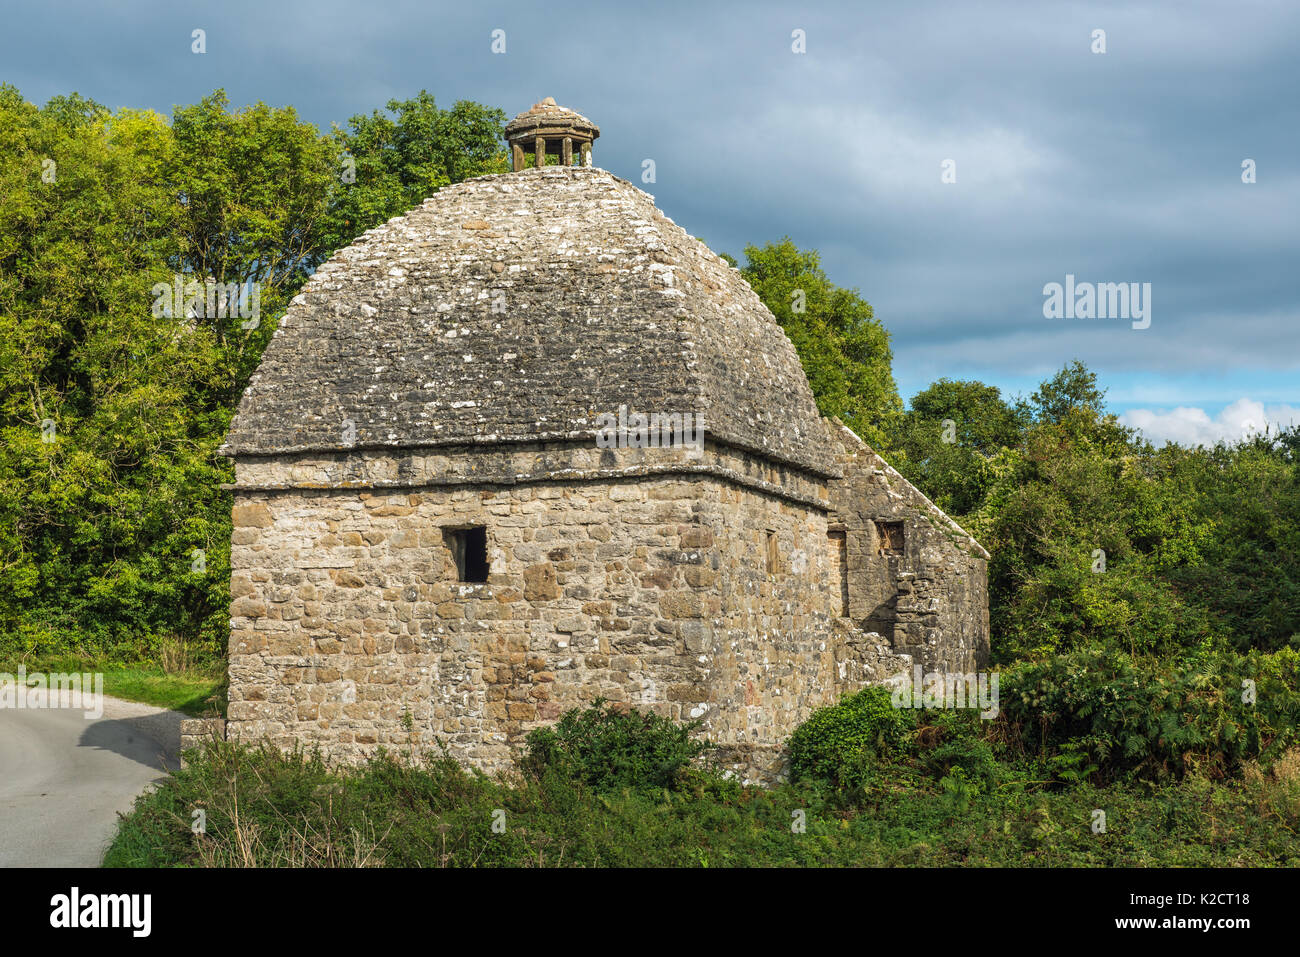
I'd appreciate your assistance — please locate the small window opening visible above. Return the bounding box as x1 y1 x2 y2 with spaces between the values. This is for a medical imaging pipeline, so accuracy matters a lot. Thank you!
766 530 780 575
875 520 904 557
446 526 489 583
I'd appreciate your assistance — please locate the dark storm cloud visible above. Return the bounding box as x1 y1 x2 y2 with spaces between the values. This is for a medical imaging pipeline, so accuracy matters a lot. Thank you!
4 0 1296 438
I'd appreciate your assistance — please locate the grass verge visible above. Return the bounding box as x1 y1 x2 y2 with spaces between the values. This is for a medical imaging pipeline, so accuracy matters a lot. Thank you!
0 656 226 716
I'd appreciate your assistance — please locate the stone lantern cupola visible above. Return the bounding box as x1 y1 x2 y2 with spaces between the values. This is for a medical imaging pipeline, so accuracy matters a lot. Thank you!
504 97 600 171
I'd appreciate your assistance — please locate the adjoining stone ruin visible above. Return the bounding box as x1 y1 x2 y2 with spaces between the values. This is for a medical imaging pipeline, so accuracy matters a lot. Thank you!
184 99 991 783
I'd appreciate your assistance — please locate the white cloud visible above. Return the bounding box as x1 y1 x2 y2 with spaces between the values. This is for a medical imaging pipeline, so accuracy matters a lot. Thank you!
1120 399 1300 447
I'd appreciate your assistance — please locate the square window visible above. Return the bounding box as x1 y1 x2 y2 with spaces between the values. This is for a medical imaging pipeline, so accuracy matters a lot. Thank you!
445 526 489 583
875 520 904 557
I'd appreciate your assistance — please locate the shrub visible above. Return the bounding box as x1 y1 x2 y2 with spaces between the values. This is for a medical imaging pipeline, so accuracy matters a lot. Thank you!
521 699 709 793
915 709 1003 793
1243 746 1300 827
999 645 1300 781
787 686 915 789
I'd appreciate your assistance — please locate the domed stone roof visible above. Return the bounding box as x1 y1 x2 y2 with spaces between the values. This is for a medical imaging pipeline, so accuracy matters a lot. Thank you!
221 165 838 476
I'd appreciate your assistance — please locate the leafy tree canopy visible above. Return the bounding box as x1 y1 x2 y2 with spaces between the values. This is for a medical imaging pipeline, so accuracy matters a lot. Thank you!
733 238 901 446
320 91 508 255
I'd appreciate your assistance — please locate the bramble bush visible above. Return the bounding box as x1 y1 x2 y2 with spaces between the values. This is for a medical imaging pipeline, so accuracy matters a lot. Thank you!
914 709 1004 793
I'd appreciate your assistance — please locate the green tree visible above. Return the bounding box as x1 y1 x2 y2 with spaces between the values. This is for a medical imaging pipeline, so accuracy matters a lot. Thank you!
910 379 1028 455
734 238 900 446
1023 358 1108 425
884 379 1028 516
971 364 1217 660
321 91 508 255
169 91 342 392
0 86 230 656
1159 430 1300 653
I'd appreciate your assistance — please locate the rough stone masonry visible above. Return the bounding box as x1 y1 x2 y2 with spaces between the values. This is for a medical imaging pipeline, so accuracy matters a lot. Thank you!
183 99 990 783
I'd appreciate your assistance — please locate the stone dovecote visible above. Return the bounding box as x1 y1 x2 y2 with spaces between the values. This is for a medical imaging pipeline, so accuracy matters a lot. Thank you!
201 100 991 783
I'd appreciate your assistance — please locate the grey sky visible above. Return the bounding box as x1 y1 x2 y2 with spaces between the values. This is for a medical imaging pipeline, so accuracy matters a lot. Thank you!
4 0 1297 443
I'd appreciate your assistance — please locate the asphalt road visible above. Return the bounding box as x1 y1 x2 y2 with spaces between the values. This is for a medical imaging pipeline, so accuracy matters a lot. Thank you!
0 687 182 867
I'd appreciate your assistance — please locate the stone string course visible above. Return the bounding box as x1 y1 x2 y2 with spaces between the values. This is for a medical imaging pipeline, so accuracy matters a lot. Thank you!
229 437 833 510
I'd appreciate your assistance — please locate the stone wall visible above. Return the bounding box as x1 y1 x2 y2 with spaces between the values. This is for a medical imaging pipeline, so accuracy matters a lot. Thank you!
228 476 692 773
696 481 907 780
826 420 990 673
220 427 986 783
179 718 227 766
223 442 898 781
